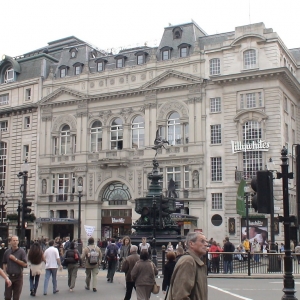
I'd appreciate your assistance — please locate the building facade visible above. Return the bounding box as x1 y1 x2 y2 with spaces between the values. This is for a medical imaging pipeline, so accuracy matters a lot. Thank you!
1 21 300 245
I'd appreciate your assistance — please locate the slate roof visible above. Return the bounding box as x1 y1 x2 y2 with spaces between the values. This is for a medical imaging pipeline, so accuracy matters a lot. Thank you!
198 31 234 50
289 48 300 64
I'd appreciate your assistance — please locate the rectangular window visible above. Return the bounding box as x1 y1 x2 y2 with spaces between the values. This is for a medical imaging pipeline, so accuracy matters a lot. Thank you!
210 58 220 75
24 116 30 129
162 50 169 60
180 47 187 58
240 94 244 109
258 92 262 107
25 88 31 100
0 121 8 132
285 124 289 142
292 129 295 145
167 167 181 190
212 193 222 210
243 151 263 179
60 69 66 78
0 94 9 106
117 59 123 68
210 97 221 113
137 55 144 65
211 124 221 144
23 145 29 160
244 49 256 69
54 137 58 155
97 62 104 72
75 66 81 75
184 166 189 188
246 93 256 108
291 104 295 118
57 173 69 202
211 157 222 181
284 97 288 112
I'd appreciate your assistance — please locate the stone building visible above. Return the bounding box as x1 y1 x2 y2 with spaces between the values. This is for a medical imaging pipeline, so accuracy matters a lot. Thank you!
1 21 300 245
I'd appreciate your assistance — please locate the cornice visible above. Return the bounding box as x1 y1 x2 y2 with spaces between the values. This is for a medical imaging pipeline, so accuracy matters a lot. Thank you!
210 67 300 96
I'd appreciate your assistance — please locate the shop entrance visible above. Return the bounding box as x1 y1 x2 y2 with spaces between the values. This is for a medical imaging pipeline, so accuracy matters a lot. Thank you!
53 224 74 240
101 225 131 239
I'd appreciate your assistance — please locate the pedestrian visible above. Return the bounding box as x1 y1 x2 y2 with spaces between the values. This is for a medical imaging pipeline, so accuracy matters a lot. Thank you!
81 237 102 292
175 246 184 262
252 239 261 263
43 239 63 295
138 237 151 257
295 242 300 264
223 237 235 274
119 236 131 272
162 251 176 295
0 267 12 286
121 245 140 300
63 241 82 292
2 235 27 300
166 232 208 300
209 241 223 273
28 242 45 296
0 242 7 268
131 250 158 300
105 238 119 283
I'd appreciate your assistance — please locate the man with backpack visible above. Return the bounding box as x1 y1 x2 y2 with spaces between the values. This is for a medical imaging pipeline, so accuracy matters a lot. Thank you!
81 237 102 292
105 238 119 283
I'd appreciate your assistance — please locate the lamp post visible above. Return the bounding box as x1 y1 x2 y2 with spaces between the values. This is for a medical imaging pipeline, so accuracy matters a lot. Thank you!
152 195 157 267
17 160 31 246
77 185 83 253
277 146 297 300
0 186 8 224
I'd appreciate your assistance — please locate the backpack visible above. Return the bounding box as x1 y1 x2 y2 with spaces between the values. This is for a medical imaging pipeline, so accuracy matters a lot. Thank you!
88 246 99 265
64 249 76 264
107 244 118 261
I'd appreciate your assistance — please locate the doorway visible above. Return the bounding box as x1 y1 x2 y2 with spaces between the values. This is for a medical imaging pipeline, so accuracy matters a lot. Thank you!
53 224 74 240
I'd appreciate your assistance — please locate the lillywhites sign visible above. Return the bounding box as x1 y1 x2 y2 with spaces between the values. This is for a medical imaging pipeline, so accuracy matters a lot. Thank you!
112 218 125 223
231 140 270 154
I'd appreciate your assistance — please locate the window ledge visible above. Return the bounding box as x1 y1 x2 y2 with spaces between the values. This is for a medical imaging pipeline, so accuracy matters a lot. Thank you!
241 67 259 72
210 143 222 146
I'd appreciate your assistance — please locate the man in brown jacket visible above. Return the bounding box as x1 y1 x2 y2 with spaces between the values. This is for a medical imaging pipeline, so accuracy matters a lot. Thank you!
121 245 139 300
81 237 102 292
167 232 208 300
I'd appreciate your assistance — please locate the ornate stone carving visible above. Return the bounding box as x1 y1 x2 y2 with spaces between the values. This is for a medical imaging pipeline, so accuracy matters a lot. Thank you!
149 71 153 79
42 179 47 194
137 171 142 195
192 170 199 188
52 114 77 132
119 77 124 84
131 75 136 82
97 173 102 182
98 110 112 125
99 80 104 87
90 82 95 88
158 102 188 119
47 67 54 80
89 173 93 196
110 78 115 85
81 82 85 90
141 73 146 80
88 153 99 160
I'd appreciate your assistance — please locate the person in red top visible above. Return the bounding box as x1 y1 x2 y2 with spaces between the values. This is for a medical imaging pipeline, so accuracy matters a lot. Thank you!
209 241 223 273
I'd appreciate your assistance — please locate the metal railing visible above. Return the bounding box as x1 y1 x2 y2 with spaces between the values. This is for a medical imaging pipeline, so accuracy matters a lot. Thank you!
206 252 300 275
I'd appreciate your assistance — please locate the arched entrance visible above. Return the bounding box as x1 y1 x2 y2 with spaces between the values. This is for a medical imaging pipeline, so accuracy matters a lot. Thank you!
101 182 132 239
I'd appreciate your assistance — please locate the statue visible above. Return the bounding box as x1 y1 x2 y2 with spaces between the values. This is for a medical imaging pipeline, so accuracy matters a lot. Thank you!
167 178 178 198
192 171 199 188
42 179 47 194
151 129 169 157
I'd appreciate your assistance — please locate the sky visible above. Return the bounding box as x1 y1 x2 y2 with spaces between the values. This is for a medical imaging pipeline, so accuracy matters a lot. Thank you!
1 0 300 57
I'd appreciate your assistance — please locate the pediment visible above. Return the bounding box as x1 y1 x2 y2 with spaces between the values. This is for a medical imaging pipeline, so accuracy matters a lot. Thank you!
39 87 87 105
140 70 202 90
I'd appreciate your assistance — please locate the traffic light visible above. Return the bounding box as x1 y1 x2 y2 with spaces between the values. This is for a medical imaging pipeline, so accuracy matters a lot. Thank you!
23 201 32 220
159 195 169 229
251 171 273 214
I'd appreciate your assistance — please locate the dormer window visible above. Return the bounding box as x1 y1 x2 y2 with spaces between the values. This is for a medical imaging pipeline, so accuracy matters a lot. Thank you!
114 55 127 69
172 27 183 39
58 65 69 78
69 47 78 59
135 51 148 65
73 62 83 75
95 58 107 72
160 46 173 61
178 43 191 58
4 67 14 83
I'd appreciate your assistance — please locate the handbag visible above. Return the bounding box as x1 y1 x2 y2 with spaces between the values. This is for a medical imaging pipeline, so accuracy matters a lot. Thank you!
151 263 160 294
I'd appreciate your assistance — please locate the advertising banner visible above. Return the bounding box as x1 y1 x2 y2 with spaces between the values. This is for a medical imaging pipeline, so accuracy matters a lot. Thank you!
84 225 95 237
241 218 268 246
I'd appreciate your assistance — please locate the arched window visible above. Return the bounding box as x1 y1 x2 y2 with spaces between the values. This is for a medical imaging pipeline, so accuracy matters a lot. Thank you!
90 120 102 152
102 181 131 205
132 116 144 149
168 112 181 145
0 142 7 187
60 125 71 154
110 118 123 150
244 49 256 69
242 121 262 179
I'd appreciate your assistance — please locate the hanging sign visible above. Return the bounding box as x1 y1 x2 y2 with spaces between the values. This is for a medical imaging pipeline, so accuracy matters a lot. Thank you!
231 140 270 154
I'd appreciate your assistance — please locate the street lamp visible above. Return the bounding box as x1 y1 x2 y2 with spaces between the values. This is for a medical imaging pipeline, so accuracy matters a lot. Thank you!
77 185 83 252
152 195 158 267
277 147 297 300
0 186 8 224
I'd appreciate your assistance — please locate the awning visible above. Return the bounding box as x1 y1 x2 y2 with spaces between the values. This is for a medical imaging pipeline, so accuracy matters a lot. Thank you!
36 218 77 224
